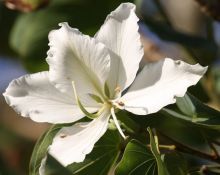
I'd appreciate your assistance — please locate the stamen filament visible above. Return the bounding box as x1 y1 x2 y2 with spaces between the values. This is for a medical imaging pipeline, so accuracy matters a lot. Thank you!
110 107 126 139
72 81 97 119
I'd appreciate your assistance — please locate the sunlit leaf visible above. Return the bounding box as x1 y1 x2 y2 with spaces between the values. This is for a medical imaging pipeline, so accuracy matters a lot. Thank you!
147 128 169 175
130 112 213 154
176 94 196 117
163 94 220 129
115 130 169 175
115 139 158 175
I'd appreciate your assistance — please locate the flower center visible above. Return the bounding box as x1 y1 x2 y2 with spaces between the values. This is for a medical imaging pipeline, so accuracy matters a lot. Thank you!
72 81 126 139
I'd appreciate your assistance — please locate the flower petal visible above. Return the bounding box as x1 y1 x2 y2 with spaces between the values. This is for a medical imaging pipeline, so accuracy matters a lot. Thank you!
39 156 47 175
95 3 143 95
121 58 207 115
3 71 98 123
47 22 110 99
49 110 110 166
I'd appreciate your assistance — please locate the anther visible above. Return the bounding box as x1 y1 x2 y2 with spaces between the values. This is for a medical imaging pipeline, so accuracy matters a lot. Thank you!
115 86 121 93
60 134 67 138
118 101 125 106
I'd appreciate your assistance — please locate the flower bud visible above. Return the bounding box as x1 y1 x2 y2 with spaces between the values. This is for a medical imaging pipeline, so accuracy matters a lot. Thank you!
5 0 49 12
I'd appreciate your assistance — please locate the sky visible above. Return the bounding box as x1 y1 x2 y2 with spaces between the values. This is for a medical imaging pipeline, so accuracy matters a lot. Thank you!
0 57 26 93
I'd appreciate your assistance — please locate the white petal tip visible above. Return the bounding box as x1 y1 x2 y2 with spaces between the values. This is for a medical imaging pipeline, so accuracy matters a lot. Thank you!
121 58 207 115
119 3 136 10
58 22 68 27
108 3 137 22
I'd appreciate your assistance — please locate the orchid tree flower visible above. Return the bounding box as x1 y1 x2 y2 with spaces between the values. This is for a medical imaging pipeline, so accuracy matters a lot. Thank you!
3 2 207 168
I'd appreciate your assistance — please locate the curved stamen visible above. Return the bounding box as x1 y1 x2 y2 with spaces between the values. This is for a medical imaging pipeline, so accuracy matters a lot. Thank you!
72 81 98 119
110 107 126 139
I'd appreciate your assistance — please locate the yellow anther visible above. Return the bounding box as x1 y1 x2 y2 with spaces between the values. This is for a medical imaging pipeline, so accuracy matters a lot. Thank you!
114 86 121 93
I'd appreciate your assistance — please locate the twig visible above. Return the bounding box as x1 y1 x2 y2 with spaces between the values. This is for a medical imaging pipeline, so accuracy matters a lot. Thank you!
159 132 220 163
147 144 176 151
207 140 220 160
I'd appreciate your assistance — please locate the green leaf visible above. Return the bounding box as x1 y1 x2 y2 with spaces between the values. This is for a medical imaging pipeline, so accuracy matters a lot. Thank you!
163 94 220 129
115 140 158 175
115 135 169 175
131 112 213 155
29 124 67 175
67 129 121 175
147 128 169 175
0 4 18 56
30 123 121 175
176 94 196 117
164 152 187 175
44 155 73 175
117 111 141 135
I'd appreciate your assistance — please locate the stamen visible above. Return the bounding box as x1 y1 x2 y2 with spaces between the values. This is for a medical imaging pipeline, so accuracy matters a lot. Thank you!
110 107 126 139
118 101 125 106
72 81 98 119
60 134 67 138
111 100 125 110
114 86 121 93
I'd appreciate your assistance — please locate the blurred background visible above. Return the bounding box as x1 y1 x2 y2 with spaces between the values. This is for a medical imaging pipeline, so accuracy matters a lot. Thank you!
0 0 220 174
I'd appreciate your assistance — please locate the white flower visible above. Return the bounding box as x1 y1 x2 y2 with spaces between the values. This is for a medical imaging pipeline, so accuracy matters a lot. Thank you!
3 3 207 167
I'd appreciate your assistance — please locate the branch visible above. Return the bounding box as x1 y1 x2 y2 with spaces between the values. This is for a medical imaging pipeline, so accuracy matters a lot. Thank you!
159 132 220 163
